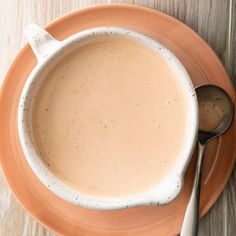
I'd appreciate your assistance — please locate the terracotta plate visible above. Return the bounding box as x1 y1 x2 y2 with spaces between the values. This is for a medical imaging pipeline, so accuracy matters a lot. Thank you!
0 4 235 236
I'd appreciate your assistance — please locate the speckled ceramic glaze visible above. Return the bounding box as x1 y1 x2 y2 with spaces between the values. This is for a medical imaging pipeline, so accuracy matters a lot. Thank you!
18 24 198 210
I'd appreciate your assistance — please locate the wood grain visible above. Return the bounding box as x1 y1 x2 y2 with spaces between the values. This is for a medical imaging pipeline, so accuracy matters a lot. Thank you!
0 1 235 235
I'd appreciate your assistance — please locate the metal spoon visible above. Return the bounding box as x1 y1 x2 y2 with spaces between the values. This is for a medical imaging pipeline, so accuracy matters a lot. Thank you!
180 84 234 236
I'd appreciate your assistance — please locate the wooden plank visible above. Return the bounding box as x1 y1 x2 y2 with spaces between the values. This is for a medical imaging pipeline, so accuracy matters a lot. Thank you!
0 0 235 235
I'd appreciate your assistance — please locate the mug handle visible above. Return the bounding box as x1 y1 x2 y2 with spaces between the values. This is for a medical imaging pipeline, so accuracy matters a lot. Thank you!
25 24 61 62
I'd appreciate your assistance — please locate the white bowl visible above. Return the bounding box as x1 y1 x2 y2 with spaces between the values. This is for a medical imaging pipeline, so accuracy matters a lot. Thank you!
18 24 198 210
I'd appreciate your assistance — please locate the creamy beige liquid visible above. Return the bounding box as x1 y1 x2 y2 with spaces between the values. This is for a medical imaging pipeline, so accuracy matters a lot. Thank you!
32 36 188 197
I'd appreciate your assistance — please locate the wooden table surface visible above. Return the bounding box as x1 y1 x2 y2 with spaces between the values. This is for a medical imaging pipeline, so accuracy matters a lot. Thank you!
0 0 235 235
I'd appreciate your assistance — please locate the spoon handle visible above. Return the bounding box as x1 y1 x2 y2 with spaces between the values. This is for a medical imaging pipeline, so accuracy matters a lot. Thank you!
180 141 205 236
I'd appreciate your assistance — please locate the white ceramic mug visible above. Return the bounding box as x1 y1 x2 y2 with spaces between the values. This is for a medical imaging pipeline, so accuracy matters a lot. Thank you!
18 24 198 210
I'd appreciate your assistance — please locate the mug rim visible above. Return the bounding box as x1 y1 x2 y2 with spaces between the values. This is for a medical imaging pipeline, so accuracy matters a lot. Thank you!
18 26 198 210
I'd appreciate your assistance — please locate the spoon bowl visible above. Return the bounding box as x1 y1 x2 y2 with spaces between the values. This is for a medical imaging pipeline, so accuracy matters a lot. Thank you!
197 84 234 144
